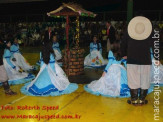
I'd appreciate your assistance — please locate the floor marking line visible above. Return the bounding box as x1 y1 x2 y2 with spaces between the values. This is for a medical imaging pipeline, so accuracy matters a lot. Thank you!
55 91 85 114
0 95 27 110
44 91 85 122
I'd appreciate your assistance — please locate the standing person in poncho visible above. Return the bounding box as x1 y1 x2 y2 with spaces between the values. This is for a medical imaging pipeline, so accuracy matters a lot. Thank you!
121 16 160 105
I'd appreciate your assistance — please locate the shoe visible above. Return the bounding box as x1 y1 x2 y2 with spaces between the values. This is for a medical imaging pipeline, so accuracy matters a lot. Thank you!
5 89 17 95
127 89 139 106
138 89 148 105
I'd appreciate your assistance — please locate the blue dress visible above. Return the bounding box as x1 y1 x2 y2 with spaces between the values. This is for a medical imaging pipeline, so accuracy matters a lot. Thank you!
10 43 33 71
84 42 107 68
84 51 153 97
10 43 20 54
36 42 62 66
52 42 62 64
52 42 61 53
2 49 35 85
21 53 78 96
90 42 102 54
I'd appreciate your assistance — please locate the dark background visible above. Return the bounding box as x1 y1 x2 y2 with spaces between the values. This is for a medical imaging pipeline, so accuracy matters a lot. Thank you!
0 0 162 22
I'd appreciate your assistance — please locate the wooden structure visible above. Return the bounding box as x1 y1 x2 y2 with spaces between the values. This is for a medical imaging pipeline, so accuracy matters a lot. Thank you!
47 3 96 76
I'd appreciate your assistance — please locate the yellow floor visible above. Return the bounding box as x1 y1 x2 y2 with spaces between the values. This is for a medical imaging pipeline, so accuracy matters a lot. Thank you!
0 53 162 122
0 84 163 122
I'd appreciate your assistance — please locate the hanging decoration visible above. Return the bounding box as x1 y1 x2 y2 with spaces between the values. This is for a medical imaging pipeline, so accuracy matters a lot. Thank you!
75 16 80 48
47 3 96 76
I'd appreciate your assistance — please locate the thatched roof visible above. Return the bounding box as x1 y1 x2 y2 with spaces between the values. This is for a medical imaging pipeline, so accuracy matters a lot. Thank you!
47 3 96 17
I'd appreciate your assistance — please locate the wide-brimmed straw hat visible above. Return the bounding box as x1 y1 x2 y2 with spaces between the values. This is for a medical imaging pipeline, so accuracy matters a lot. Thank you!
128 16 152 40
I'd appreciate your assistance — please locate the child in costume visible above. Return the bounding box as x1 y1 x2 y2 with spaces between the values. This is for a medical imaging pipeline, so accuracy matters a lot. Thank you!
52 35 62 61
21 42 78 96
10 37 34 71
3 40 35 85
84 36 107 67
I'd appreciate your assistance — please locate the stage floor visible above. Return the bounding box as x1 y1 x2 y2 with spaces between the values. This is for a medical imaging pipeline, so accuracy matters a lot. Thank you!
0 52 163 122
0 84 163 122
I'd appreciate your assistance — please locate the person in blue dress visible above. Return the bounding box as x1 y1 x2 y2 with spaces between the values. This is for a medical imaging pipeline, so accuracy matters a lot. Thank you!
0 39 17 95
21 42 78 96
10 37 34 71
84 44 153 97
84 35 107 67
3 40 35 85
36 35 62 67
52 35 62 62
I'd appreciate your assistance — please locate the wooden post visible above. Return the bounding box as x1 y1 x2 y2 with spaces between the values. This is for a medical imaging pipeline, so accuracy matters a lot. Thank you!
66 15 69 50
65 15 70 76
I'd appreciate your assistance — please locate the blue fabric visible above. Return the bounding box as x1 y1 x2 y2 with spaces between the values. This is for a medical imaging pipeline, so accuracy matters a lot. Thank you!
150 48 154 60
8 79 28 85
20 52 78 96
90 42 102 54
84 55 153 98
0 74 35 86
28 84 59 95
21 82 78 97
36 60 41 65
84 64 107 69
23 65 57 95
84 66 130 97
120 84 130 96
34 53 56 89
104 69 108 73
84 84 154 98
121 59 127 68
8 74 35 85
52 42 61 53
10 49 19 53
32 67 54 89
104 51 114 71
105 51 126 72
3 49 16 68
10 44 20 54
121 59 127 63
24 73 35 79
108 57 115 60
40 53 55 70
84 65 154 98
119 67 130 97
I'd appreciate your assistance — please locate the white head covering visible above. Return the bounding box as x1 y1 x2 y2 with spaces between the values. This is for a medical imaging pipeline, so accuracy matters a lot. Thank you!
128 16 152 40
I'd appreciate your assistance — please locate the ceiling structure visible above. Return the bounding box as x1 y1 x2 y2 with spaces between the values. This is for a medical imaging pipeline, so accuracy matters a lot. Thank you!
0 0 162 22
0 0 47 4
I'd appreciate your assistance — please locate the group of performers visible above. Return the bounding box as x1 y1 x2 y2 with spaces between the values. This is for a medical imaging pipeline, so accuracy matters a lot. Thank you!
0 37 35 95
0 16 163 106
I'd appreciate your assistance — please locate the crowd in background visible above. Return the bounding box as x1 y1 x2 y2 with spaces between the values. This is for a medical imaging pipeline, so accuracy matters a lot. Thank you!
0 21 163 48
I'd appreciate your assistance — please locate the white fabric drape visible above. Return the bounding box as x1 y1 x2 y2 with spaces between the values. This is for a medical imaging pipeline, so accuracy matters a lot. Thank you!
27 63 69 91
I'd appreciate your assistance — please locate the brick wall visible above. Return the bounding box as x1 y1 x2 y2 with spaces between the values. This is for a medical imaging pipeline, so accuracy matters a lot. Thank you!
63 48 85 76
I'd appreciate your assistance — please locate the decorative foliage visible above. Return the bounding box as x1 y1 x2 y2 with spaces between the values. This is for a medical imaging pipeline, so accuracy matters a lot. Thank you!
75 16 80 48
47 3 96 17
